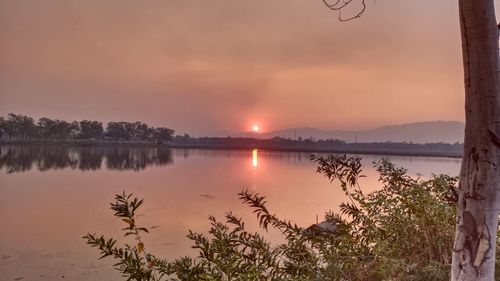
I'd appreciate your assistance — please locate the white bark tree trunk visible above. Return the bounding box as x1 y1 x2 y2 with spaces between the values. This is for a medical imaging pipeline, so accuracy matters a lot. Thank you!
451 0 500 280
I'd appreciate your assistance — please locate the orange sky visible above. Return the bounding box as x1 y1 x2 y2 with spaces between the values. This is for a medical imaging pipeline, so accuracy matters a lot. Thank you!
1 0 498 135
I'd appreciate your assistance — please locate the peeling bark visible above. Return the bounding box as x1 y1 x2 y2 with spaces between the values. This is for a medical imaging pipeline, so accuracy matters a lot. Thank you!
451 0 500 280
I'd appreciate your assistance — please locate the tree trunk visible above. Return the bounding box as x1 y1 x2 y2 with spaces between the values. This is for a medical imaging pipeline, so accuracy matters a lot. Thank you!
451 0 500 280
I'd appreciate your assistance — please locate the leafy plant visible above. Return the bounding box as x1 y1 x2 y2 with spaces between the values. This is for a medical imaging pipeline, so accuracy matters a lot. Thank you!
83 192 158 280
84 155 489 281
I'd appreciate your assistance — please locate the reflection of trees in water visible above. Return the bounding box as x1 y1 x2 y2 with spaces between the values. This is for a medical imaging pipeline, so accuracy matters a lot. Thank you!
0 145 173 173
37 146 79 171
105 147 173 171
78 147 105 171
0 145 36 173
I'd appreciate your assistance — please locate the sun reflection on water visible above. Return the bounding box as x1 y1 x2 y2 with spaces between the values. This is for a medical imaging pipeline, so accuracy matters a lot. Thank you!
252 149 258 169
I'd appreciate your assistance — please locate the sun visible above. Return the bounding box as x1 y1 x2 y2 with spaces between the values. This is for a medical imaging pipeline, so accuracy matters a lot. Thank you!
252 125 260 132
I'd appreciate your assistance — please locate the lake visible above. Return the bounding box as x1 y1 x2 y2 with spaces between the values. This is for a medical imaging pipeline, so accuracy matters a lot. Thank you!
0 145 461 281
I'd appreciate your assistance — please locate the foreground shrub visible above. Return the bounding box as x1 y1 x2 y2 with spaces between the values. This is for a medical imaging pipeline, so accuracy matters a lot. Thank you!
84 155 478 280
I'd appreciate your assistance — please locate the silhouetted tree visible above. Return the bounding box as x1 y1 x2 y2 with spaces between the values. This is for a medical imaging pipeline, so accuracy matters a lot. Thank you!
0 117 5 138
37 117 56 139
173 133 191 144
37 117 79 140
5 113 37 140
79 120 104 139
151 127 175 144
1 114 176 144
125 122 149 141
106 122 129 141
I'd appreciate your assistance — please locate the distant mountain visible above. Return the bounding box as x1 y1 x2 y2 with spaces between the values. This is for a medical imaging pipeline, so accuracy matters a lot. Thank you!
234 121 465 144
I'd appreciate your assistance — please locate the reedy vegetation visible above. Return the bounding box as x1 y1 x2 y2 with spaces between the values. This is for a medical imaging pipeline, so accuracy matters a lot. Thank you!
84 155 500 280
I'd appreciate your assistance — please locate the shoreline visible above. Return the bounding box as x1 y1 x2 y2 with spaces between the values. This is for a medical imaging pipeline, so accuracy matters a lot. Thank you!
173 145 462 159
0 140 463 159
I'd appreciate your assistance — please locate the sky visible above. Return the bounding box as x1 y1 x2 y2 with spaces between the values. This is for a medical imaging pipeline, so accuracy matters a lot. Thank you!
1 0 498 135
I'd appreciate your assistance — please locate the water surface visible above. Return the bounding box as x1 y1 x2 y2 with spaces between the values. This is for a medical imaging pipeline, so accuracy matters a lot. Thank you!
0 145 461 281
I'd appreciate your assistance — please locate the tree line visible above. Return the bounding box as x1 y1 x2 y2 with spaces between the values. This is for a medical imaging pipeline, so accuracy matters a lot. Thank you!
172 135 463 157
0 113 175 143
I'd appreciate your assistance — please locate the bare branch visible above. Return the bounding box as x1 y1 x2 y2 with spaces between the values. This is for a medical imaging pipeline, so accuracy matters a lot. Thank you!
322 0 366 21
322 0 346 10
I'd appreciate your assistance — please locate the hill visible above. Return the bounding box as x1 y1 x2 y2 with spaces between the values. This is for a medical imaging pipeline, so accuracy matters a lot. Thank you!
235 121 464 144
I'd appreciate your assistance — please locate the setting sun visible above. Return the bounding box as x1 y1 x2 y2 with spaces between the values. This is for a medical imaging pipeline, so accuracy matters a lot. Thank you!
252 125 260 132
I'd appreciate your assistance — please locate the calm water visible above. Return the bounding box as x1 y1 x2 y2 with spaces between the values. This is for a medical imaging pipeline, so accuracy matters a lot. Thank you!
0 145 461 281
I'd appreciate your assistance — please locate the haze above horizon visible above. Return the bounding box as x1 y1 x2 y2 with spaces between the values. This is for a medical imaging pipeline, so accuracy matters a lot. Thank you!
1 1 498 135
